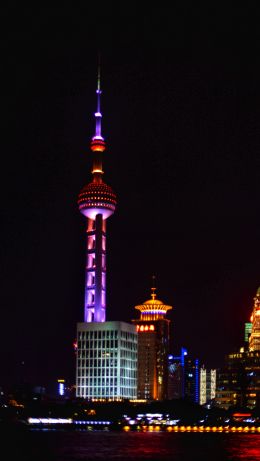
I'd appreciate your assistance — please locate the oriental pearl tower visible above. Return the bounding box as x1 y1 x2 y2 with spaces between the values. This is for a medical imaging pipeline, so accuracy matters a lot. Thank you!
76 68 137 400
78 66 116 323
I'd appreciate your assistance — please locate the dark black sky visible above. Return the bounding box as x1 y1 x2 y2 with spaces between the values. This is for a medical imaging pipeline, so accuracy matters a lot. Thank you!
1 6 260 390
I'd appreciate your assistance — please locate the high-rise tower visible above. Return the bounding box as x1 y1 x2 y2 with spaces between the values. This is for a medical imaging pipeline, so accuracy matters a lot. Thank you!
76 68 137 400
249 286 260 351
132 279 172 400
215 287 260 409
78 66 116 323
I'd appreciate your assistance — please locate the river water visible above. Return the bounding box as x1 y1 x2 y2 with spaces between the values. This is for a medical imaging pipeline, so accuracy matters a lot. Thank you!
2 428 260 461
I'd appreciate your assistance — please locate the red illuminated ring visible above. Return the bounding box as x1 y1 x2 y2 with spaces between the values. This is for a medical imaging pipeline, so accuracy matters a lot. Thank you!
91 140 106 152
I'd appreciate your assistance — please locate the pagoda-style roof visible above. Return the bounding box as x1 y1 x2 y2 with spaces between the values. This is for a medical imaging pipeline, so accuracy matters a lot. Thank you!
135 287 172 320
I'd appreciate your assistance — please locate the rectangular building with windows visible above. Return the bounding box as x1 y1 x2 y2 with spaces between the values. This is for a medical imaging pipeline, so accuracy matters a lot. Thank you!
199 367 216 405
76 321 137 400
215 350 260 409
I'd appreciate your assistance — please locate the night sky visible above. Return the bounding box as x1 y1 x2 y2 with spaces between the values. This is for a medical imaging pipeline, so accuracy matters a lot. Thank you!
1 7 259 391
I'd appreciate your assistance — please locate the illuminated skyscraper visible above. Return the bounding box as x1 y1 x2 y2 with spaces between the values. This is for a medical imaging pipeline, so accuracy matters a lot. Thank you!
215 350 260 409
215 287 260 410
249 286 260 352
132 281 172 400
76 68 137 400
168 348 200 403
199 367 216 406
168 348 187 400
183 356 200 404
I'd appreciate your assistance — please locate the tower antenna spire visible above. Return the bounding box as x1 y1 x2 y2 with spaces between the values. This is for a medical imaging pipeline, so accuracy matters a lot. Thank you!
151 275 156 299
90 55 106 172
97 53 101 93
92 54 104 142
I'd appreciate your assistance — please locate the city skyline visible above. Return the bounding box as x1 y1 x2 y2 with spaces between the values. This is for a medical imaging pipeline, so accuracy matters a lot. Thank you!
1 8 260 390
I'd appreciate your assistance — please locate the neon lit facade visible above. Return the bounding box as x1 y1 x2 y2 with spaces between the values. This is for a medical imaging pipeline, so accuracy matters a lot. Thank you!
167 348 200 404
185 357 200 404
76 68 137 400
249 287 260 352
168 348 187 399
132 284 172 400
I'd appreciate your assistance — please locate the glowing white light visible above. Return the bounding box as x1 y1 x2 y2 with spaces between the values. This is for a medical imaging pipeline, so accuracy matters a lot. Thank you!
28 418 72 424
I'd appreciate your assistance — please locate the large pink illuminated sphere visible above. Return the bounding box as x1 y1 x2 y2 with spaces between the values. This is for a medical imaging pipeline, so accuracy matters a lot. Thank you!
78 181 117 219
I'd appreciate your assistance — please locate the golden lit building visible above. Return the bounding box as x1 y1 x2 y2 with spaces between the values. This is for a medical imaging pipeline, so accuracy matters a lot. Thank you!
249 287 260 352
215 287 260 410
132 283 172 400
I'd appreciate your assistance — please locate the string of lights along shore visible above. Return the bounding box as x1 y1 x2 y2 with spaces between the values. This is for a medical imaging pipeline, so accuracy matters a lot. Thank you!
76 67 138 400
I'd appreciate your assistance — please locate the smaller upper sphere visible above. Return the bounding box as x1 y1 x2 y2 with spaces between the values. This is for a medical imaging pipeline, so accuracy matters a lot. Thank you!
78 180 117 220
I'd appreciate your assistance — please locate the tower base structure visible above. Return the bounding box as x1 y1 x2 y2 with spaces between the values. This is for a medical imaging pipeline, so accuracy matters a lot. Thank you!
76 321 137 400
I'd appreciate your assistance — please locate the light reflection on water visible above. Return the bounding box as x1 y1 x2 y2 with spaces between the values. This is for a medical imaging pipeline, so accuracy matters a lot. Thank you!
225 435 260 461
2 429 260 461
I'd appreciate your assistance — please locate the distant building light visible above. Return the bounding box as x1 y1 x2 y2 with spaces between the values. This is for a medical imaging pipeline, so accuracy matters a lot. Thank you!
57 379 65 396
